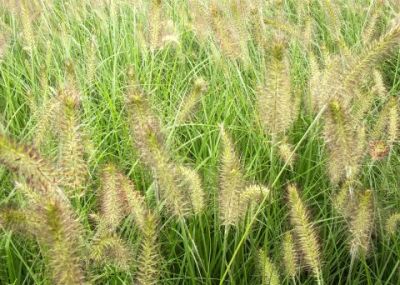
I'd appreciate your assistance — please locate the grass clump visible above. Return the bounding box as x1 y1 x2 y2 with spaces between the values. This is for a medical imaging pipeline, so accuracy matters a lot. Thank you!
1 1 400 284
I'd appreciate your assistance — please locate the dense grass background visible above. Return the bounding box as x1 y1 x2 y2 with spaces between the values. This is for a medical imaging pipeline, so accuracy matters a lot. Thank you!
1 0 400 284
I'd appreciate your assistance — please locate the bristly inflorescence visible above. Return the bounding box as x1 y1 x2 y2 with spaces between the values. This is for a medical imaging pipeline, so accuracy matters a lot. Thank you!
386 212 400 237
96 163 127 234
136 211 161 285
145 0 180 51
0 199 86 285
323 99 366 184
343 20 400 92
255 35 299 167
0 134 87 284
91 163 138 270
209 0 251 64
125 71 205 218
258 249 280 285
125 83 167 169
218 124 269 226
256 36 297 141
56 84 88 197
176 77 208 124
38 200 86 285
90 162 161 276
282 231 298 280
90 233 133 271
349 190 374 259
0 134 67 201
287 184 322 283
218 123 246 226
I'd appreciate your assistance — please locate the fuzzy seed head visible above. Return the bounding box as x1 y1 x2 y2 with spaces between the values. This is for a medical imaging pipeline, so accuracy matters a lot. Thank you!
0 206 37 237
344 21 400 90
287 184 322 281
362 10 380 44
176 77 208 124
386 212 400 236
56 87 88 196
278 141 296 168
259 249 280 285
90 233 132 271
209 0 250 63
0 134 68 201
333 180 358 218
369 140 389 160
119 173 149 233
154 161 192 218
256 45 295 138
282 231 297 279
324 99 365 183
137 211 160 285
349 190 374 259
19 0 35 54
39 200 86 285
218 124 246 226
98 163 126 233
372 69 387 99
240 184 269 214
86 36 98 86
126 88 167 168
177 165 206 215
146 1 179 50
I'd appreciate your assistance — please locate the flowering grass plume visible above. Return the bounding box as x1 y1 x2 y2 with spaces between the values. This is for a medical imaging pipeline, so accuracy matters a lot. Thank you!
176 77 208 124
0 134 86 284
136 211 160 285
282 231 298 279
56 85 88 197
258 249 280 285
219 124 269 226
209 0 250 64
386 212 400 236
287 184 322 283
256 37 296 141
349 190 374 259
323 99 366 184
126 72 205 218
